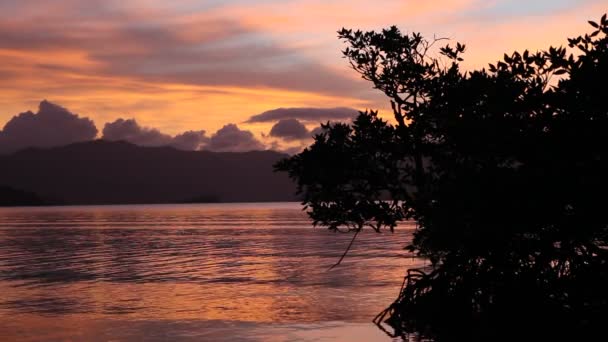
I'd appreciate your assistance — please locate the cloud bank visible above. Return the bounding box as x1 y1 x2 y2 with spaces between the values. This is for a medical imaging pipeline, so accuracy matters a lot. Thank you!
0 101 272 154
102 119 266 152
102 118 209 151
0 100 97 154
0 101 362 154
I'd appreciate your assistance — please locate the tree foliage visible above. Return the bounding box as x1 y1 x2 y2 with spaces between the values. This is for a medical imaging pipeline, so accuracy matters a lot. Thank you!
276 14 608 341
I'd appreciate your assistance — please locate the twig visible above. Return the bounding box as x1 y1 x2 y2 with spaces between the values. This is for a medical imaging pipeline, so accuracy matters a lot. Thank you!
328 228 361 270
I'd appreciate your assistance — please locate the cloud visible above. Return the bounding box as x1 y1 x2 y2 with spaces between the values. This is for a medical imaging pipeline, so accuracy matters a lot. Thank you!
171 130 210 151
265 121 330 156
0 4 366 99
103 119 171 146
207 124 265 152
282 145 307 155
266 139 307 155
0 100 97 154
269 118 310 140
0 1 601 137
246 107 359 123
102 118 208 151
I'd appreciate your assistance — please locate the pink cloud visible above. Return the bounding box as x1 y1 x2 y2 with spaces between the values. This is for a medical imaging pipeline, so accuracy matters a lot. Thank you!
0 0 604 137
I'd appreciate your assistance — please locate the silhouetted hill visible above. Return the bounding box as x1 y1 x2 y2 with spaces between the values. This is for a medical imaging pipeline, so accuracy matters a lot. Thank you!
0 140 298 205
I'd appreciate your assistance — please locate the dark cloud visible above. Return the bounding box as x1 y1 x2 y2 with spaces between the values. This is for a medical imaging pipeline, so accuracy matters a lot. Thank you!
0 100 97 154
246 107 359 123
102 119 172 146
206 124 265 152
102 118 208 151
0 6 369 98
171 130 209 151
269 119 310 141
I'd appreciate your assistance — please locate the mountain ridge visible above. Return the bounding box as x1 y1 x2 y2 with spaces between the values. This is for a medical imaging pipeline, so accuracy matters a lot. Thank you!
0 140 298 205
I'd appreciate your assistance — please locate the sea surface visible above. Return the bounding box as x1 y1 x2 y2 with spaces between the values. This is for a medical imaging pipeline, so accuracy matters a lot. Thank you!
0 202 423 341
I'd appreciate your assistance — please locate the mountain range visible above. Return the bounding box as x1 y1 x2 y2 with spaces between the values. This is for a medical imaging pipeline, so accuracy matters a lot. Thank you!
0 140 298 205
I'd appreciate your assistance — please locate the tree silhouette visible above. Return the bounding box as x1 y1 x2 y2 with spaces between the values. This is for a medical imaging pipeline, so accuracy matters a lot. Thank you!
276 14 608 341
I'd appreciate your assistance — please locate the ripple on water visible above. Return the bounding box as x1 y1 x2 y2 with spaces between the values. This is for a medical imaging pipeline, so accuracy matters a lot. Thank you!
0 203 421 341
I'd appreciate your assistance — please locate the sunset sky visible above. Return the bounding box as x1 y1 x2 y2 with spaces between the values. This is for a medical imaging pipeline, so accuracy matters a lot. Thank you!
0 0 605 153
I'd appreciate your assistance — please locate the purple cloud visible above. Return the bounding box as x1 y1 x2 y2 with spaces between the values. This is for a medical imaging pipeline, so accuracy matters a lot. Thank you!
269 118 310 140
207 124 265 152
246 107 359 123
172 130 210 151
0 5 368 98
102 118 208 151
0 100 97 154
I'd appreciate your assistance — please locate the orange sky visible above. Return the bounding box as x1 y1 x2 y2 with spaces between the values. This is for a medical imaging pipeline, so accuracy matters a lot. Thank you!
0 0 605 152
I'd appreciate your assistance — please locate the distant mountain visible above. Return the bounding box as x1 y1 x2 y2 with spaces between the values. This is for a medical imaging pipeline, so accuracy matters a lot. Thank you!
0 140 298 205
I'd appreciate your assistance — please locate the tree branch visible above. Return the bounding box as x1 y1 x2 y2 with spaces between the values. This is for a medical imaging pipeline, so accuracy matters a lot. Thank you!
328 228 361 270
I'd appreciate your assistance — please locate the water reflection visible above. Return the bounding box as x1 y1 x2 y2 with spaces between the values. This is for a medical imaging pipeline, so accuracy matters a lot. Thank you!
0 203 419 340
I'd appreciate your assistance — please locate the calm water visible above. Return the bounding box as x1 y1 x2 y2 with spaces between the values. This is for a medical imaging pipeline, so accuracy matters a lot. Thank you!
0 202 422 341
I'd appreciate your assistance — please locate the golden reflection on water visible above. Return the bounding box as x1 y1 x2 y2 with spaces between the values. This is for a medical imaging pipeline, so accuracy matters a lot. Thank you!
0 203 420 341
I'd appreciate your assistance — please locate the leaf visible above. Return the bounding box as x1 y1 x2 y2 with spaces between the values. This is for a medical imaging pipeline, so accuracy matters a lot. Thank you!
553 69 567 75
588 20 599 28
